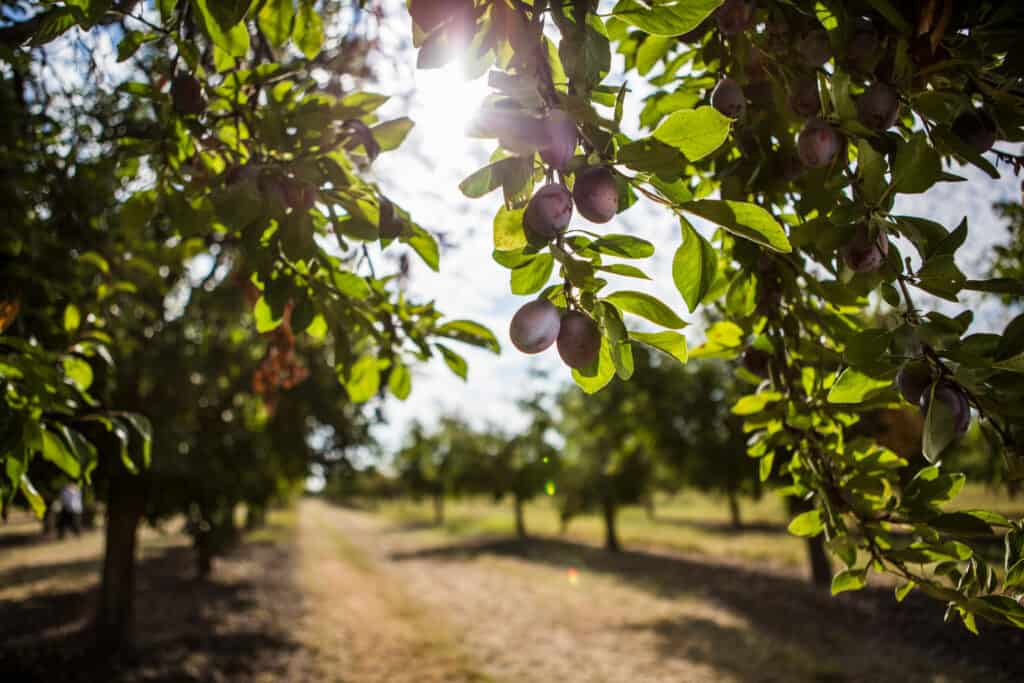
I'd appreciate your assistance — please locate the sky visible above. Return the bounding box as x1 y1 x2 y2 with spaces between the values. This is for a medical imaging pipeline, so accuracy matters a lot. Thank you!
363 18 1023 453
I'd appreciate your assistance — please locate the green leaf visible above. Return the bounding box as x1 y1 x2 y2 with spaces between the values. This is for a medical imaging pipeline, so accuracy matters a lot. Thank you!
630 330 687 364
572 338 616 394
372 118 415 151
293 0 324 59
388 361 412 401
20 475 45 517
404 227 440 272
787 509 824 537
436 344 468 380
612 0 723 36
653 106 732 161
258 0 295 48
598 263 650 279
41 427 81 479
892 133 942 195
120 413 153 468
895 581 915 602
673 220 717 313
993 352 1024 373
586 234 655 259
681 200 791 253
190 0 250 58
493 206 527 251
511 254 554 295
605 291 686 329
459 158 530 199
827 368 892 404
253 296 283 333
64 304 81 333
436 320 501 354
922 383 957 463
831 569 867 595
117 31 160 62
62 356 94 391
344 355 381 403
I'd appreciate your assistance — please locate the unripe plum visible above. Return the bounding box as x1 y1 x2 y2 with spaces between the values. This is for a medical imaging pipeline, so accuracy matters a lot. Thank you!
712 78 746 119
841 222 889 273
856 82 900 131
788 77 820 119
172 75 206 116
510 299 562 354
572 167 619 224
525 183 573 240
952 110 997 154
895 360 932 405
797 118 842 168
409 0 471 32
797 29 831 67
715 0 755 36
845 20 879 73
920 381 971 434
540 109 577 170
379 199 405 239
741 347 771 378
556 311 601 369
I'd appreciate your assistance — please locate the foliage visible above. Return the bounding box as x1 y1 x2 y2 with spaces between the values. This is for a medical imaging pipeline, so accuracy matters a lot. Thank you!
410 0 1024 628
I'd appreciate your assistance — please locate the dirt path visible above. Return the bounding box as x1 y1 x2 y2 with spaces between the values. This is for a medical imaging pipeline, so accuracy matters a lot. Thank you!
298 499 1024 683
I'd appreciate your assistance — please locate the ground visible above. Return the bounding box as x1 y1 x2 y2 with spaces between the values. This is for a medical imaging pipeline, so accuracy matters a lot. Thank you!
2 493 1024 682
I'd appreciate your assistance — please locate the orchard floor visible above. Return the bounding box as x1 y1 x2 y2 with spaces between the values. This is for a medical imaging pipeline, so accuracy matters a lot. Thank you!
3 498 1024 682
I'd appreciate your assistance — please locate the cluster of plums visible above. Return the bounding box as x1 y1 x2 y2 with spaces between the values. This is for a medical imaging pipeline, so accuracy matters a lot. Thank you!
896 360 972 434
525 166 619 240
509 299 601 370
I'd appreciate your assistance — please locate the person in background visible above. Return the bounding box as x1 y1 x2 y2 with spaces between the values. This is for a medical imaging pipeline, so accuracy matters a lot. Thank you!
57 482 83 539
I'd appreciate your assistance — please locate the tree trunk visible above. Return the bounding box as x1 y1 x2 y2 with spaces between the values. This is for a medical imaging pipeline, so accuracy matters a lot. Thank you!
432 492 444 526
644 494 656 521
95 472 146 657
601 494 620 553
787 497 831 588
514 494 527 540
727 489 743 530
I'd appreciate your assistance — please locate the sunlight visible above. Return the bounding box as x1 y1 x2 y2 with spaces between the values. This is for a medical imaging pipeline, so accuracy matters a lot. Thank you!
409 59 491 158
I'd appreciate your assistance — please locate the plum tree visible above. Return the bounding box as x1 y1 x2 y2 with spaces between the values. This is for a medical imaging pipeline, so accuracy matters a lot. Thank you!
510 299 562 354
896 361 933 405
797 118 842 168
525 183 573 240
856 82 900 131
540 109 577 170
711 78 746 119
788 77 820 119
572 167 618 224
953 110 997 154
557 311 600 369
841 223 889 273
741 347 771 378
714 0 754 35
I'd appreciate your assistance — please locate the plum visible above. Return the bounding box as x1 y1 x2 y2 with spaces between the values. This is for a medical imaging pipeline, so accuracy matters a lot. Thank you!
712 78 746 119
895 360 932 405
409 0 471 32
841 222 889 273
283 180 317 211
789 77 820 119
172 75 206 116
524 183 573 240
715 0 755 36
556 311 601 369
952 110 997 154
920 381 971 434
741 346 771 378
572 167 619 224
856 82 900 131
797 29 832 67
797 118 842 168
540 109 577 170
845 20 879 73
379 199 405 239
510 299 562 354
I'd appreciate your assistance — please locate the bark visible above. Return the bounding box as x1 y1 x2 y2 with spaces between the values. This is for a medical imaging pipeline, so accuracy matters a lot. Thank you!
643 494 656 521
601 494 621 553
95 472 146 657
727 489 743 530
432 493 444 526
787 497 831 588
514 494 527 540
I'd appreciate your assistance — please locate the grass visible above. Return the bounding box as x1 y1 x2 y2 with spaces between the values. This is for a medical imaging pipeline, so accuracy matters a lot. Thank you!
373 484 1024 572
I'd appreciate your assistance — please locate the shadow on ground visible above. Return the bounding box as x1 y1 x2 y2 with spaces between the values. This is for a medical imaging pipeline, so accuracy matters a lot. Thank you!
651 516 787 535
0 529 302 683
389 534 1024 680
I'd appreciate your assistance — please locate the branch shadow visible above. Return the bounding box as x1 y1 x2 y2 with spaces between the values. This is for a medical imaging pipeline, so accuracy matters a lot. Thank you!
389 535 1024 680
